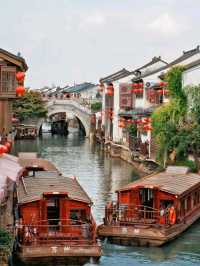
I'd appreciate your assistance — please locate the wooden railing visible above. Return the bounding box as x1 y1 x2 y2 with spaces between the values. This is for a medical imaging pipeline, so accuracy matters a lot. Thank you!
105 203 160 226
16 219 97 246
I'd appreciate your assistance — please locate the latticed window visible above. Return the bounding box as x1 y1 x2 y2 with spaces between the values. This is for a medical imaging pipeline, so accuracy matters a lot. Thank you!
0 67 16 93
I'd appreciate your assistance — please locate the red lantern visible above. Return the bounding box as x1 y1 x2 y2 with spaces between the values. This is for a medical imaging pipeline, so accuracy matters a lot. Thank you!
0 145 4 155
1 145 8 153
16 86 25 96
132 83 139 88
106 85 114 96
16 72 25 82
138 83 144 88
163 89 169 95
157 89 163 95
159 81 168 87
5 142 11 149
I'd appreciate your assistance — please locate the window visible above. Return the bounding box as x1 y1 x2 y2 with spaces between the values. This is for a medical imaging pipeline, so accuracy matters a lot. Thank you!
0 67 16 93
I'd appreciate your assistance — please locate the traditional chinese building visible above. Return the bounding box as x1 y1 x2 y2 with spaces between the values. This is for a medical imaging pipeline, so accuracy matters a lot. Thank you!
99 46 200 162
0 48 28 134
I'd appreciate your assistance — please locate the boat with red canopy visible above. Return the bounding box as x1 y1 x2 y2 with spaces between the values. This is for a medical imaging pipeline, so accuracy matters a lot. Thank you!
97 166 200 246
14 169 101 265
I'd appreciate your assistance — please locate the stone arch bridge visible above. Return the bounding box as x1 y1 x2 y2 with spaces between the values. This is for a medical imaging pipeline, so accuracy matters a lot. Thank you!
38 99 93 137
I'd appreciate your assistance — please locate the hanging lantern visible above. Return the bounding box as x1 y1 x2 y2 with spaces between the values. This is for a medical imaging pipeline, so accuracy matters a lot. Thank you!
5 142 11 150
138 83 144 88
118 118 126 128
157 89 163 95
0 145 4 155
0 145 8 154
98 84 104 92
106 85 114 96
163 89 170 95
16 86 25 97
132 83 139 88
16 72 25 82
159 81 168 87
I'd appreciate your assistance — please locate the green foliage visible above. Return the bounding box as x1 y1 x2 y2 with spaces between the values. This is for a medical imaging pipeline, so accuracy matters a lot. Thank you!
184 85 200 123
13 91 47 121
152 66 200 170
152 66 188 166
91 102 102 112
127 123 137 137
166 66 186 102
0 229 12 248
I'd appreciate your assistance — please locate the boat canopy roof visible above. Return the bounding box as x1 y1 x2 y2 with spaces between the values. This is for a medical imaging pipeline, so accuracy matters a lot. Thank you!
17 171 92 205
18 152 59 173
18 158 59 172
118 167 200 197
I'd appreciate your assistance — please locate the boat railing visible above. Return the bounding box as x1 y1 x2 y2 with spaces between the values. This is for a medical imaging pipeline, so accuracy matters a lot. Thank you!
105 203 161 225
16 219 97 246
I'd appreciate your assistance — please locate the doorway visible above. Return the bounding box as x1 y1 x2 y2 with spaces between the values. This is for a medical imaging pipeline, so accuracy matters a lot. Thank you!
140 188 154 219
47 197 60 227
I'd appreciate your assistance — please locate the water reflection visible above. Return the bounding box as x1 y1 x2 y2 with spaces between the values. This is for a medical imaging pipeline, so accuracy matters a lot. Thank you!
13 132 200 266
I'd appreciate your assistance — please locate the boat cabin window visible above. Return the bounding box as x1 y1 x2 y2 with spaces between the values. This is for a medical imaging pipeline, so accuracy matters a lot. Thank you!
47 197 60 225
70 209 87 222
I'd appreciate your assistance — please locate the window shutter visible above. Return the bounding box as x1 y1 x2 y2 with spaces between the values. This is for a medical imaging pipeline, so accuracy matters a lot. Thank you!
0 66 16 93
119 83 133 108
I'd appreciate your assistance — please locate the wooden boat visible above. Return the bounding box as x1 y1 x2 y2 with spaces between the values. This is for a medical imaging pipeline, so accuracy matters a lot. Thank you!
15 124 37 140
14 159 101 264
97 166 200 247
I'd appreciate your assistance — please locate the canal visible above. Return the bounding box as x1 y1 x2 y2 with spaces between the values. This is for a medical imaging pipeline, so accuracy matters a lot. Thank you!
13 132 200 266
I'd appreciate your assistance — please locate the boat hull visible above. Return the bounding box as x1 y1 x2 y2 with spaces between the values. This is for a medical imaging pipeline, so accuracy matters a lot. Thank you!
97 211 200 247
15 244 101 265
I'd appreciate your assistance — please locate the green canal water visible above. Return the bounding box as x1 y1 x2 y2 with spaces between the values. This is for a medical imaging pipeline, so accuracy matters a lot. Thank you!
13 132 200 266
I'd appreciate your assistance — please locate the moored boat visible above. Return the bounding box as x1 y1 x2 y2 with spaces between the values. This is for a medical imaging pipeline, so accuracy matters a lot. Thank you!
97 166 200 246
14 165 101 264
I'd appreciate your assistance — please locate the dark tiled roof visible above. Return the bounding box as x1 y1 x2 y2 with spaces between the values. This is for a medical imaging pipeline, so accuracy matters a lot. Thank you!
167 46 200 67
133 57 168 73
100 68 131 83
17 172 92 204
0 48 28 71
118 167 200 196
63 82 96 93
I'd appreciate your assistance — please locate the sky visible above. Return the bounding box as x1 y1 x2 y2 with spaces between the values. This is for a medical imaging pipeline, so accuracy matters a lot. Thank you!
1 0 200 88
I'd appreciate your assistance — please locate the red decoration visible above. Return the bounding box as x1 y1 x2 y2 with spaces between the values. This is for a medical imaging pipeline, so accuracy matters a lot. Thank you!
16 72 25 82
106 85 114 96
163 89 169 95
159 82 168 87
0 145 4 155
16 86 25 96
5 142 11 149
0 145 8 154
157 90 163 95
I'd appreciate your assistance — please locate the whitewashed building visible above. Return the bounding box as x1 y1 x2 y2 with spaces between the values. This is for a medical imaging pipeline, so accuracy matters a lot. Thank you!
100 46 200 160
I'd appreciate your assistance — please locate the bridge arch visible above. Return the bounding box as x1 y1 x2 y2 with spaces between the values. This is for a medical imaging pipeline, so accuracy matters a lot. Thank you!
45 100 92 137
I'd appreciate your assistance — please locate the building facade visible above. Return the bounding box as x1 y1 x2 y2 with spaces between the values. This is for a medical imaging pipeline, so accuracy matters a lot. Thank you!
99 46 200 161
0 49 28 134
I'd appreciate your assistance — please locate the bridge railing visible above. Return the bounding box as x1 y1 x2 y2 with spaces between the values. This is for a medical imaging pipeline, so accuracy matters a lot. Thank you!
46 99 92 115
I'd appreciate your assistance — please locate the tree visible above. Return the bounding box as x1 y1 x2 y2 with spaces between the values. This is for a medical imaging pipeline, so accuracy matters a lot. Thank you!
13 90 47 122
152 66 200 171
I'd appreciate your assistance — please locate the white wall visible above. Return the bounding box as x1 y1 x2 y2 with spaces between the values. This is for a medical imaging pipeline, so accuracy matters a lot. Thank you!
183 65 200 87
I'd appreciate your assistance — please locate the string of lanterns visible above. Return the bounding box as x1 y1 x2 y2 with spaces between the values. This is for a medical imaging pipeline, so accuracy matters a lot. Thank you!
16 71 26 97
118 117 152 131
